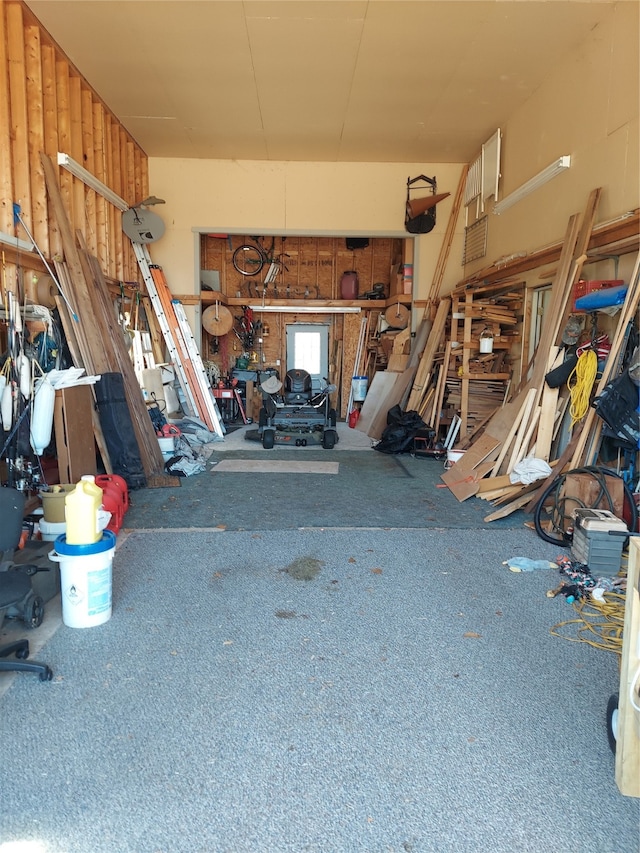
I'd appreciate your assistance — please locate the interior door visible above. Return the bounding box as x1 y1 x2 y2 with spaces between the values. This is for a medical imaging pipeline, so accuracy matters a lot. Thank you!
286 324 329 393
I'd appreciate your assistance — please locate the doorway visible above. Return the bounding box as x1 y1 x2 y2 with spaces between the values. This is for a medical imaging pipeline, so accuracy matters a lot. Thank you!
285 324 329 392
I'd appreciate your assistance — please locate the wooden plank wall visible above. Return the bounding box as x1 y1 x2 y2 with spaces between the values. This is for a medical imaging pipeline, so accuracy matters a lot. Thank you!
200 235 403 303
0 1 148 298
200 235 403 388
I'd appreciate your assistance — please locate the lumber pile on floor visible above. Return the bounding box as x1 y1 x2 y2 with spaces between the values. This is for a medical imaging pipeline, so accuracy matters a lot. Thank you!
439 187 640 519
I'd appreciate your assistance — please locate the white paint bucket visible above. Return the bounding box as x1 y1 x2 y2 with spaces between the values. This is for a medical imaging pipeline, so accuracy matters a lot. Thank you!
479 333 494 353
352 376 368 402
444 448 466 470
158 436 176 459
39 519 66 542
49 530 116 628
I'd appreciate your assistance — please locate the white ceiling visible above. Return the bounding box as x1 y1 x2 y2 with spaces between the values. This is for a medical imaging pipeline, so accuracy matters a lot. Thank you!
25 0 624 163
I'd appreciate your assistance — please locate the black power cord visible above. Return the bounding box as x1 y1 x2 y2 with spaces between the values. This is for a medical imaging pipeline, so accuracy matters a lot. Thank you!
533 465 638 546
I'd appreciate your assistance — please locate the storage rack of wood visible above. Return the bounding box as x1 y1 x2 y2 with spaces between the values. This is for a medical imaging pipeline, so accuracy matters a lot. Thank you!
445 281 522 438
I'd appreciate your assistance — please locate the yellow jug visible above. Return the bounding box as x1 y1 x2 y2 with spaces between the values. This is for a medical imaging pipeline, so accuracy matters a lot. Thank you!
65 475 103 545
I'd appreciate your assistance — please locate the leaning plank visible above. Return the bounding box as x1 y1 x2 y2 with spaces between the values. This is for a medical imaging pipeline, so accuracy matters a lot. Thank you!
406 297 450 411
428 164 468 303
511 406 542 469
490 387 536 476
535 347 563 461
484 489 535 522
356 369 415 440
441 433 501 501
85 249 166 474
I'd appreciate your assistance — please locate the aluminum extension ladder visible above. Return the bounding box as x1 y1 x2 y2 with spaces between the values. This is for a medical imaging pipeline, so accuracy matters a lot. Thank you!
131 242 225 438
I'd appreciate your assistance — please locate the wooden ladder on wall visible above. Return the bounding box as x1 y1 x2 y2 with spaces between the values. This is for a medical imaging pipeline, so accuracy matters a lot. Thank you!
131 242 225 438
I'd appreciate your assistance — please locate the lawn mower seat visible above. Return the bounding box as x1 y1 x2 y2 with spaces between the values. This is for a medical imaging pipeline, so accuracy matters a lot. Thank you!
284 369 312 405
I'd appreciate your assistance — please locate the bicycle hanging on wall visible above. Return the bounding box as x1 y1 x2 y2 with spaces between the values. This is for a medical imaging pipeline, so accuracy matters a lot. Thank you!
232 236 289 288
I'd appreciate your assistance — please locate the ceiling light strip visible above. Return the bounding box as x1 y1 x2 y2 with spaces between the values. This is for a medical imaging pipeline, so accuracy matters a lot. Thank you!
248 305 361 314
57 153 129 211
493 155 571 215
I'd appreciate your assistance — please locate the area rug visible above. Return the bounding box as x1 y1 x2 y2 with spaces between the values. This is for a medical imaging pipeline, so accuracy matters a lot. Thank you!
212 459 339 474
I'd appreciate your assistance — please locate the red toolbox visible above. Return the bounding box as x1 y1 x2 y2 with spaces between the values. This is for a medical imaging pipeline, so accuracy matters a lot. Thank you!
572 279 623 311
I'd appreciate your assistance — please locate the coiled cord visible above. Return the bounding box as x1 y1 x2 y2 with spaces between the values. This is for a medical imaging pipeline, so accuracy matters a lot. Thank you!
533 466 638 546
568 349 598 428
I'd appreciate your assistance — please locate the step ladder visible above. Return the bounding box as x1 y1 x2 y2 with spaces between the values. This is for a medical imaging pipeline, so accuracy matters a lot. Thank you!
131 242 225 438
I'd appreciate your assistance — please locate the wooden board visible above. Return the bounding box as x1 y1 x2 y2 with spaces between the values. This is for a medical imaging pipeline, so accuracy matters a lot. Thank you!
53 385 97 483
355 369 415 440
615 537 640 797
440 433 501 501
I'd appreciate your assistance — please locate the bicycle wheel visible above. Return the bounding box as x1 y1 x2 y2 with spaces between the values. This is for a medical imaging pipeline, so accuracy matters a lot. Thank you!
233 244 264 276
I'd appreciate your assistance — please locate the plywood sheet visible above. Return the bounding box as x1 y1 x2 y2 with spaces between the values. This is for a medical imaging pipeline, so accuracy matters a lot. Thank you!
356 369 415 440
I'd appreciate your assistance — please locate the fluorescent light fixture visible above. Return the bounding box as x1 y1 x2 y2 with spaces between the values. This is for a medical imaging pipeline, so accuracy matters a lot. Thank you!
57 152 129 211
493 155 571 215
248 305 361 314
0 230 33 252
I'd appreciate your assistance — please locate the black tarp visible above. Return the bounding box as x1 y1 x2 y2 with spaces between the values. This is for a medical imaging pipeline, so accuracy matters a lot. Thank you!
94 372 147 489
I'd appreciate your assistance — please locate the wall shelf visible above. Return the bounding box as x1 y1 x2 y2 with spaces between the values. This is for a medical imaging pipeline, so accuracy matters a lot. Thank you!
185 292 412 310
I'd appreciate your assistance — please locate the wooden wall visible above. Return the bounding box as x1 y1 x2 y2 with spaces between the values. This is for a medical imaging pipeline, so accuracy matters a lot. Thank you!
0 1 148 297
200 234 403 410
200 235 403 302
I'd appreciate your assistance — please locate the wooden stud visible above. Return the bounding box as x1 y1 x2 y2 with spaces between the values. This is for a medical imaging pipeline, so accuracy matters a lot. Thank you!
0 3 14 234
24 24 49 256
92 101 108 272
7 2 31 236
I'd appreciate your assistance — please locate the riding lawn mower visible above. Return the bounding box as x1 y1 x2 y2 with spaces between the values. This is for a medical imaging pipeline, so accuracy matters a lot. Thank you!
255 369 339 449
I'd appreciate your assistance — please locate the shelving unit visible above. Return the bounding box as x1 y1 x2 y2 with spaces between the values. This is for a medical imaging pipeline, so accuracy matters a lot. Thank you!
447 283 524 438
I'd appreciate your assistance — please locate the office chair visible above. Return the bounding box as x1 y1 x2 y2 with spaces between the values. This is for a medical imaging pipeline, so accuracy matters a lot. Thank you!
0 487 53 681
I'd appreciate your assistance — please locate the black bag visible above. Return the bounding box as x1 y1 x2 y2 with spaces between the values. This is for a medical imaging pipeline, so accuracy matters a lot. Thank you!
545 352 578 388
374 405 427 454
94 372 147 489
592 369 640 447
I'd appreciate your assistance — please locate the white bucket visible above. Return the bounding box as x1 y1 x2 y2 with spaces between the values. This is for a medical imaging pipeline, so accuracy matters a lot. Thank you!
444 448 466 470
352 376 368 402
39 519 66 542
158 436 176 460
479 334 494 353
49 530 116 628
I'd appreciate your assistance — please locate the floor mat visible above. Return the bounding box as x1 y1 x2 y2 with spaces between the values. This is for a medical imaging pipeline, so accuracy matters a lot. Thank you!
213 459 339 474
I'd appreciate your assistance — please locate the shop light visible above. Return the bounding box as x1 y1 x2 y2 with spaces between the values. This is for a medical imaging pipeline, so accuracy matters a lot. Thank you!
248 305 361 314
493 156 571 215
57 152 129 211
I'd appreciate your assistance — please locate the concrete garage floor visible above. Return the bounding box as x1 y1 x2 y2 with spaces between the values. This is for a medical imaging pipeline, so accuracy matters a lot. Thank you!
124 422 529 533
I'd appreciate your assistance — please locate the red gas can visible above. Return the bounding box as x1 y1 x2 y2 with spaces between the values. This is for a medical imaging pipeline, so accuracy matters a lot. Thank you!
96 474 129 534
340 271 359 300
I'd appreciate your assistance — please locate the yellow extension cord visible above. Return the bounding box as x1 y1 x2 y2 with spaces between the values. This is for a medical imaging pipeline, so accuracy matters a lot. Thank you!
550 593 626 655
568 348 598 428
550 553 628 656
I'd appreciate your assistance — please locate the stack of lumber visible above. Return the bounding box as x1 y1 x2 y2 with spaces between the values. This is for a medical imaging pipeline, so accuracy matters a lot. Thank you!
442 187 640 519
444 376 510 430
41 152 170 486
